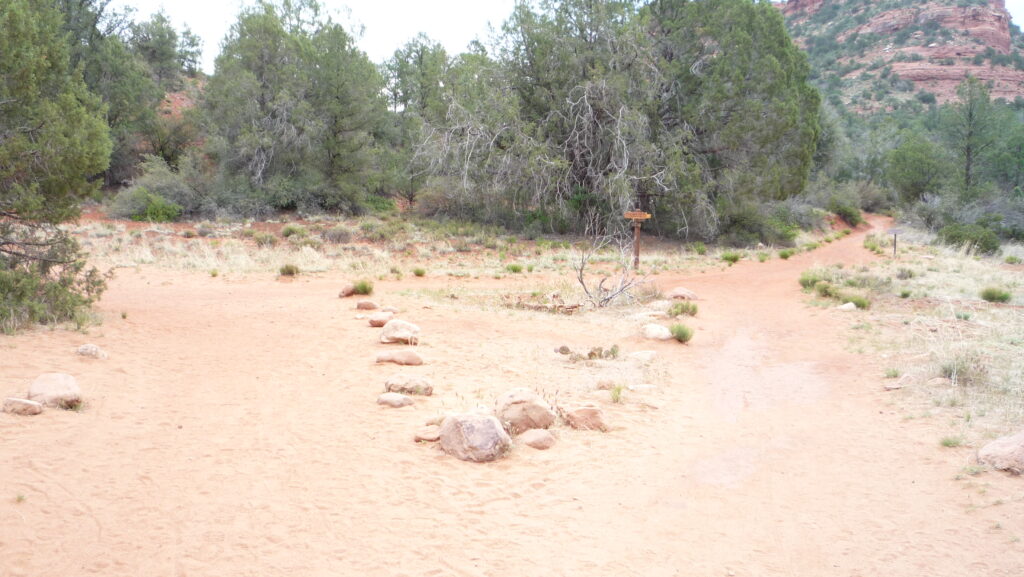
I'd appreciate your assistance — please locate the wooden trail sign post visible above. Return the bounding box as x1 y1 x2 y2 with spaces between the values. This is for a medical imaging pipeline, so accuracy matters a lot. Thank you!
625 211 651 270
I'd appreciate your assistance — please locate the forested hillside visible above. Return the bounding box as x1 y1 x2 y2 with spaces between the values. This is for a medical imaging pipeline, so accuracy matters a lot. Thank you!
3 0 1024 329
781 0 1024 111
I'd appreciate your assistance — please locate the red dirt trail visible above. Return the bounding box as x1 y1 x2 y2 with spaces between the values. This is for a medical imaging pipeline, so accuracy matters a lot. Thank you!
2 215 1022 576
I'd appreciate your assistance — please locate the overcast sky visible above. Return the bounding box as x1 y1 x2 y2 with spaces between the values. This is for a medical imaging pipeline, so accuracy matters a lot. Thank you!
112 0 1024 73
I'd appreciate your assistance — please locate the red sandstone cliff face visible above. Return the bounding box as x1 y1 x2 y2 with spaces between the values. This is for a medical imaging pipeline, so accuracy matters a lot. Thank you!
781 0 825 18
780 0 1022 105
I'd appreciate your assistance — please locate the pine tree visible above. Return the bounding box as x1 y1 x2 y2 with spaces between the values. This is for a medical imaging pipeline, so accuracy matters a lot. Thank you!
0 0 111 331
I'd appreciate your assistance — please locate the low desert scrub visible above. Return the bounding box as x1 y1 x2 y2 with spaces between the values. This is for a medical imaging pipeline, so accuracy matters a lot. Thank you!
668 301 698 317
279 264 300 277
778 248 796 260
1006 255 1022 265
980 287 1012 303
253 231 278 248
610 383 626 404
353 279 374 295
506 263 524 274
721 251 742 265
413 267 426 277
846 230 1024 445
281 224 308 238
321 225 353 244
940 436 965 448
670 323 694 343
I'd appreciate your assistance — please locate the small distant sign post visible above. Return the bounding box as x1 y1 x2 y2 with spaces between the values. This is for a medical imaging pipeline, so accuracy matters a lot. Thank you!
888 228 902 259
624 211 652 270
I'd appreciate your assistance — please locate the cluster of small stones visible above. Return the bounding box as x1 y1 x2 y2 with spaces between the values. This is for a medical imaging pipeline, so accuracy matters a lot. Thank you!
337 281 646 464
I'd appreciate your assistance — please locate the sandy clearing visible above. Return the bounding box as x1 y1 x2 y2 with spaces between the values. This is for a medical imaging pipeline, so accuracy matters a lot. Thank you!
2 215 1023 577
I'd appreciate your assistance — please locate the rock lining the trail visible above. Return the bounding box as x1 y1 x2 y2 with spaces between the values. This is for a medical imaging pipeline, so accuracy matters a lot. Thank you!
978 430 1024 474
338 284 356 298
377 392 414 408
439 414 512 462
76 344 108 359
356 300 379 310
495 388 556 434
3 398 43 416
380 319 420 344
562 405 609 432
385 374 433 396
518 429 556 450
27 373 82 409
369 312 395 327
641 324 673 341
414 425 442 442
667 287 698 300
376 350 424 366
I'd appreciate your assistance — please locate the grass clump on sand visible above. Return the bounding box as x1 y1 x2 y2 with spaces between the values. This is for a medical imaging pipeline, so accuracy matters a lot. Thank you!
721 251 742 265
353 279 374 295
670 323 694 343
668 301 698 317
279 264 300 277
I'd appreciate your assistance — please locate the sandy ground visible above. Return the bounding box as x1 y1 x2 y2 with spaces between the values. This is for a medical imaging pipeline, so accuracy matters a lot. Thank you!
2 216 1023 577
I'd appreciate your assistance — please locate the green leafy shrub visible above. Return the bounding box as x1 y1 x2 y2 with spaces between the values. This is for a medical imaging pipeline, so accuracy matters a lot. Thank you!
353 280 374 295
670 323 694 343
814 280 837 298
281 224 308 238
828 196 863 226
506 263 524 273
109 186 182 222
0 263 107 334
721 251 742 265
668 301 698 317
980 287 1011 303
936 224 1000 254
279 264 300 276
842 294 871 309
413 267 426 277
691 242 707 256
1006 255 1022 265
778 248 796 260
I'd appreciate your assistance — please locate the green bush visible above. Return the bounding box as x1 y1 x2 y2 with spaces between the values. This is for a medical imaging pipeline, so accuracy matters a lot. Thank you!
721 251 742 265
353 279 374 295
936 224 1000 254
413 267 426 277
691 242 707 256
799 268 831 290
1006 255 1022 265
506 263 524 273
814 280 837 298
842 294 871 309
980 287 1011 303
778 248 796 260
828 196 863 226
668 301 698 317
281 224 308 238
0 262 106 334
670 323 694 343
279 264 300 276
109 186 182 222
